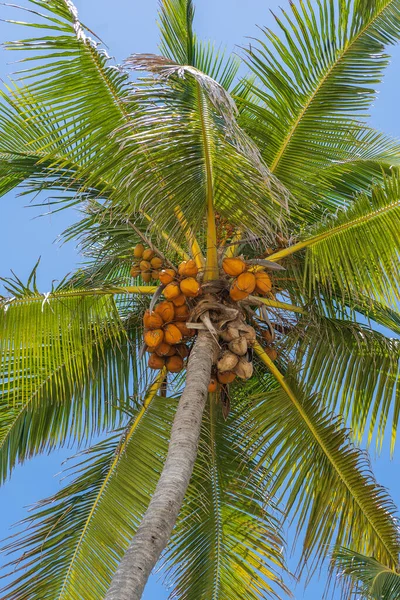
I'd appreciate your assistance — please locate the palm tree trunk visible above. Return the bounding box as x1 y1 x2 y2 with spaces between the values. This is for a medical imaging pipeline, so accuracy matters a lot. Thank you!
105 330 216 600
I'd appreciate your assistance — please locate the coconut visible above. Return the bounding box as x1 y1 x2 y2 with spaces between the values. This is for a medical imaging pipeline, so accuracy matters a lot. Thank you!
142 272 152 283
172 294 187 307
159 269 176 285
164 323 183 345
222 257 246 277
164 282 181 300
242 325 256 346
178 259 198 278
174 321 195 338
155 301 175 323
148 353 165 370
220 327 240 342
166 355 184 373
261 328 274 344
155 342 175 357
133 243 145 258
175 344 189 358
180 277 200 298
265 347 278 361
217 351 239 373
142 248 155 261
174 304 190 322
234 357 254 380
236 272 256 294
217 371 236 384
151 270 160 280
130 264 141 278
144 329 164 349
140 260 151 273
228 337 248 356
208 378 218 392
143 310 164 330
229 281 249 302
255 271 272 295
150 256 163 269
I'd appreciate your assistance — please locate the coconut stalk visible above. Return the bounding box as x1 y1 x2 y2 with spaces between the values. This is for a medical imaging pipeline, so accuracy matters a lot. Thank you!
105 330 217 600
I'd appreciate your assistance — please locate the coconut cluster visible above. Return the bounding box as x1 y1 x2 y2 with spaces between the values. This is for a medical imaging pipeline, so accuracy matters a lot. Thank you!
222 257 272 301
130 244 164 283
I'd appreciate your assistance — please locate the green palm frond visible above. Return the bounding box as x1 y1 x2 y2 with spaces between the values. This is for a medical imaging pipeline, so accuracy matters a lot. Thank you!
238 0 400 221
0 269 145 483
163 397 289 599
285 314 400 452
334 548 400 600
244 363 400 575
269 174 400 308
1 379 175 600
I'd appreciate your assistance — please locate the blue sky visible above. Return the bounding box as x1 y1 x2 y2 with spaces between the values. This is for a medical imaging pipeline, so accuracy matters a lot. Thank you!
1 1 400 598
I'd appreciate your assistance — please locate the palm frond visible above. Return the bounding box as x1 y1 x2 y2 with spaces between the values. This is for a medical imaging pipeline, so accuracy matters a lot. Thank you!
0 379 175 599
245 357 400 575
334 548 400 600
0 269 145 483
163 397 289 599
238 0 400 221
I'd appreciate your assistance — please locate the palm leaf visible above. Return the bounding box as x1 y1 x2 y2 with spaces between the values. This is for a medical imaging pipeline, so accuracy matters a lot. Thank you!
245 356 400 575
163 396 289 599
1 377 175 600
334 547 400 600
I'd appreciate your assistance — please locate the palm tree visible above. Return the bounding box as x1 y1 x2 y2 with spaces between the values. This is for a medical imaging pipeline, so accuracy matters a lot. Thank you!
1 0 400 598
335 548 400 599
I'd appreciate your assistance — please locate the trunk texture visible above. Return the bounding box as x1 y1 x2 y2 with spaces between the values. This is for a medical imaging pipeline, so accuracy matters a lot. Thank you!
105 330 216 600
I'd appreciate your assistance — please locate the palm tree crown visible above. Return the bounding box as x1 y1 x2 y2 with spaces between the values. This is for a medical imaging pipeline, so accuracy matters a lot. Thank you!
1 0 400 598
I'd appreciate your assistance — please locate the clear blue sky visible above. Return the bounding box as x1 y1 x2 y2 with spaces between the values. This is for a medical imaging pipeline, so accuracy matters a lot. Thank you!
1 1 400 598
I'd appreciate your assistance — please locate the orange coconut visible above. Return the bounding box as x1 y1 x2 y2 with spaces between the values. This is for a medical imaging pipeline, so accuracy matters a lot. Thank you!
229 281 249 302
142 248 155 261
151 270 160 280
172 294 187 307
140 260 151 272
133 243 145 258
208 378 218 392
175 321 195 338
144 329 164 349
164 282 181 300
217 371 236 384
265 347 278 361
142 272 152 283
143 310 164 330
159 269 176 285
150 256 163 269
166 355 184 373
178 259 198 278
222 257 246 277
164 323 183 345
155 342 175 357
148 354 165 370
255 271 272 295
130 264 141 278
155 301 175 323
180 277 200 298
174 304 190 322
236 272 256 294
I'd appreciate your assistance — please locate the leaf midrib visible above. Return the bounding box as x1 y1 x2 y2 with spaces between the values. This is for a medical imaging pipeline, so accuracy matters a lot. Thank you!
270 1 394 174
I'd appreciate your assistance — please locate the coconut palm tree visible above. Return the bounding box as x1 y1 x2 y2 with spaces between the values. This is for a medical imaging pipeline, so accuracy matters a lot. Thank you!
1 0 400 599
335 548 400 599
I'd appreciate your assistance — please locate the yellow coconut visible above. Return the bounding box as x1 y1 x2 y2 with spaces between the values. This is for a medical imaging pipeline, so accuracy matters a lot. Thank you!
159 269 176 285
166 355 184 373
236 272 256 294
133 243 145 258
144 329 164 349
164 282 181 300
180 277 200 298
150 256 163 269
164 323 183 345
222 257 246 277
178 259 198 278
142 248 155 261
140 260 151 273
255 271 272 295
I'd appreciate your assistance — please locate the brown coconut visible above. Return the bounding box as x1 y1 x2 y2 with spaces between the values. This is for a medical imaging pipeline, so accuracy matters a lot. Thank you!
178 259 198 278
142 248 155 261
140 260 151 273
130 264 141 278
265 347 278 361
217 351 239 373
180 277 200 298
220 327 240 342
222 257 246 277
159 269 176 285
175 344 189 358
234 357 254 380
255 271 272 295
174 304 190 322
228 337 248 356
133 243 145 258
261 328 274 344
155 342 176 357
150 256 163 269
236 272 256 294
217 371 236 384
174 321 195 338
208 378 218 392
164 282 181 300
166 355 184 373
142 272 152 283
143 310 164 330
151 270 160 280
230 281 249 302
144 329 164 349
164 323 183 345
155 301 175 323
148 353 165 370
172 294 187 307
